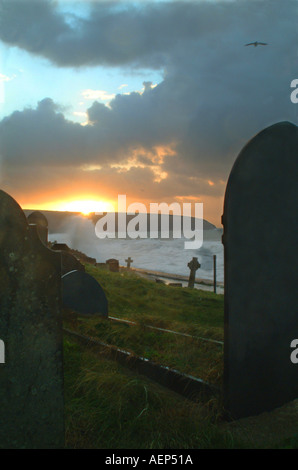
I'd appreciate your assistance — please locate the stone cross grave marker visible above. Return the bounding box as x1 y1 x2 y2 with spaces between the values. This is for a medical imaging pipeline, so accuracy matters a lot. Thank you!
187 257 200 288
125 256 133 269
222 121 298 419
0 190 64 448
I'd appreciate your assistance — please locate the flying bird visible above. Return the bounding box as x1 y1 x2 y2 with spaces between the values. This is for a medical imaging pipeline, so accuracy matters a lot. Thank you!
245 41 268 47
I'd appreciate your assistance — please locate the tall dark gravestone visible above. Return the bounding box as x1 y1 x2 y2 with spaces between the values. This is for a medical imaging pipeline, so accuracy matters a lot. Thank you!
0 190 64 448
222 122 298 419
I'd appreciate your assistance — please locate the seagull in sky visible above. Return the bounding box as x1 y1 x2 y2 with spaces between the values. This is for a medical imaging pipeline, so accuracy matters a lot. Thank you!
245 41 268 47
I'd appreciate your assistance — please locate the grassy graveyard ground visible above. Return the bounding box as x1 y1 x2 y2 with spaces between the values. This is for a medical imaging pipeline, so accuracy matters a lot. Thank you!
64 338 238 449
63 264 224 386
63 338 298 449
63 263 298 449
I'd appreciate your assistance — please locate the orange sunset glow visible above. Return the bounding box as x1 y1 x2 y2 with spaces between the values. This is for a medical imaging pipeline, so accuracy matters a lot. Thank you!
18 191 224 226
21 198 116 216
57 199 115 215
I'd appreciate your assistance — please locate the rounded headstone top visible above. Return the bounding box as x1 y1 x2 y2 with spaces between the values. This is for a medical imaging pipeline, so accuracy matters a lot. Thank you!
227 121 297 183
27 211 48 228
223 121 298 212
106 258 119 264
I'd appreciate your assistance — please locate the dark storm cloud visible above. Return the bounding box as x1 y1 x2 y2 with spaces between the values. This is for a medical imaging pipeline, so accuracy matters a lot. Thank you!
0 0 234 68
0 0 297 203
0 92 176 167
1 0 296 69
1 98 88 165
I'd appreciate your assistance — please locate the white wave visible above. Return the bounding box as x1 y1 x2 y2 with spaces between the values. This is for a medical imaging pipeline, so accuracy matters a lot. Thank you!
49 215 224 282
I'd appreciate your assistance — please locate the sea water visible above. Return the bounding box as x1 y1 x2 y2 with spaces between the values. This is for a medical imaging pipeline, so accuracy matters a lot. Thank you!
49 215 224 283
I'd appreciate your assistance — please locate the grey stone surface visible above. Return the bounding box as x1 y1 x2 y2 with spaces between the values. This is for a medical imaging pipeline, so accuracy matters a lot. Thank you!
62 270 108 316
0 190 64 448
222 121 298 419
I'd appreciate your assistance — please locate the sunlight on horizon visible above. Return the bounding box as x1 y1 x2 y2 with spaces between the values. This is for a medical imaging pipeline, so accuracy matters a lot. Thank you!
23 199 116 215
58 199 116 215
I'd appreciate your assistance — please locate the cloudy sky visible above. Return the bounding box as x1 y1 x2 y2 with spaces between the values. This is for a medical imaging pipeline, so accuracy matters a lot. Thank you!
0 0 297 225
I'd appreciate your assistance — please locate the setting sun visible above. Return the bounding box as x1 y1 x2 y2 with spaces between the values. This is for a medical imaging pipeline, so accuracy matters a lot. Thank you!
58 199 115 215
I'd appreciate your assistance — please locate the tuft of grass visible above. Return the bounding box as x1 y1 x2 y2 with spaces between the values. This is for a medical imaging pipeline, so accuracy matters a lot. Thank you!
64 339 241 449
68 316 222 386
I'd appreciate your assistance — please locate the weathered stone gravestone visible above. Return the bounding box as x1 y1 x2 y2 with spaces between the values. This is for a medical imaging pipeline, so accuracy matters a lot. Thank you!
27 210 48 245
106 258 119 272
62 270 108 317
0 190 64 448
187 257 200 288
222 121 298 419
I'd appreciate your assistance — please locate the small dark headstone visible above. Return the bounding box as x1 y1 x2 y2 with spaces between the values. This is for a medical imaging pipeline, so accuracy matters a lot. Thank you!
155 278 166 284
62 270 108 316
106 258 119 272
27 210 48 227
168 283 182 288
187 257 200 288
222 121 298 419
0 190 64 449
27 210 48 245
